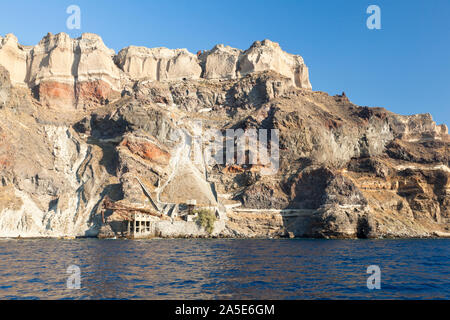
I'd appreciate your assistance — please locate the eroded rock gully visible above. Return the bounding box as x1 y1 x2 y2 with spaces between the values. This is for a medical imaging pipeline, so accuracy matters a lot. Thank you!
0 33 448 238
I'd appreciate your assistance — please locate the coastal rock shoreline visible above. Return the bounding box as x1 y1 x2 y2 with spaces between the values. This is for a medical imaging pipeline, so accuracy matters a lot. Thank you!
0 33 448 239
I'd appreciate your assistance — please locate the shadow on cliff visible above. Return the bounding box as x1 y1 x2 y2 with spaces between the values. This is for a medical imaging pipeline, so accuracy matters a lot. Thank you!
279 165 374 239
234 163 374 239
74 113 130 175
84 183 124 237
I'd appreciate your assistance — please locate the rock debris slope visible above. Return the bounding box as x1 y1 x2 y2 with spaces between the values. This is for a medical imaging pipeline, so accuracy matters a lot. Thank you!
0 32 448 238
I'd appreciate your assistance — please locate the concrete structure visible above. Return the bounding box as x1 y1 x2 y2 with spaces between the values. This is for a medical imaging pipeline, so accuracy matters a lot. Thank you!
126 212 155 238
186 199 197 215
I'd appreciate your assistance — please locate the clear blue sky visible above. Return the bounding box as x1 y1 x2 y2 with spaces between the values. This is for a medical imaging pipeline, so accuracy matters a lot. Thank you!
1 0 449 126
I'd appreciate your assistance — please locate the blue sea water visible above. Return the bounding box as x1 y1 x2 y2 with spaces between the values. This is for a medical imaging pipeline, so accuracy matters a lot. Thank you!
0 238 448 299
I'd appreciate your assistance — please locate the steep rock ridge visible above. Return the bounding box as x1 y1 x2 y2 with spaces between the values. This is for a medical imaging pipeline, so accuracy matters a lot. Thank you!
388 113 448 141
0 33 448 239
0 32 122 109
116 39 312 89
94 74 448 239
199 44 241 80
115 46 202 81
197 40 312 90
237 40 311 89
29 33 122 109
0 34 29 86
0 111 109 236
28 32 122 109
0 33 312 109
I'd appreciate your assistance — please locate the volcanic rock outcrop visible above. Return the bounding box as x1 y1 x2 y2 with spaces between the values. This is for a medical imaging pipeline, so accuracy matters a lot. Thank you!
0 32 448 239
115 46 202 81
0 33 311 110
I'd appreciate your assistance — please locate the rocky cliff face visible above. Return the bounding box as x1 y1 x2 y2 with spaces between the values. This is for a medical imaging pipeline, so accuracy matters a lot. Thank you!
0 33 448 238
0 33 311 110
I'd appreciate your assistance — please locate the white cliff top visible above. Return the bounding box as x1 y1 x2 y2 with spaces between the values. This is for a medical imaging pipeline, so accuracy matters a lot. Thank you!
0 32 312 89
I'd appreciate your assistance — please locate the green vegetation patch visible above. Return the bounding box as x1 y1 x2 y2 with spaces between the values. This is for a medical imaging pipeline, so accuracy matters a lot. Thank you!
194 209 216 234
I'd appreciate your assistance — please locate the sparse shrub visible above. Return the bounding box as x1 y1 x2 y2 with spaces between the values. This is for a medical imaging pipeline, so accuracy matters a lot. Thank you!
194 209 216 234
